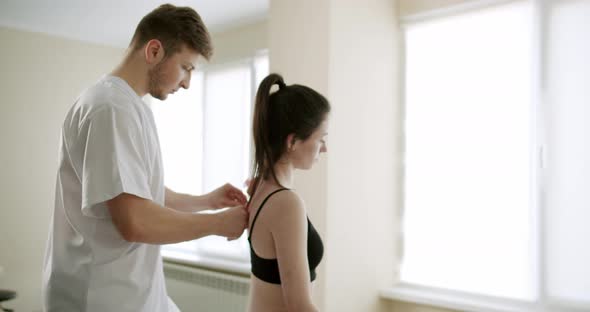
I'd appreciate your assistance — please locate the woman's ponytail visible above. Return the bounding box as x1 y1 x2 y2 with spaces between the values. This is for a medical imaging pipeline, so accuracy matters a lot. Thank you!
248 73 286 197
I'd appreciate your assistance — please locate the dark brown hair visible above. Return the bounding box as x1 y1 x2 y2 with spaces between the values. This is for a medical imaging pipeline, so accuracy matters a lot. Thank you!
248 73 331 197
129 4 213 60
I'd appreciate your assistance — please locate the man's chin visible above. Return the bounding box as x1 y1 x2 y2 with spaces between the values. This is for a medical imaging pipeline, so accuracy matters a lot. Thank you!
151 93 167 101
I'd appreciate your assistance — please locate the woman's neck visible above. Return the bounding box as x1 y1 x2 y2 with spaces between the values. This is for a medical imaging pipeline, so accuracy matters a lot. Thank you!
267 161 294 189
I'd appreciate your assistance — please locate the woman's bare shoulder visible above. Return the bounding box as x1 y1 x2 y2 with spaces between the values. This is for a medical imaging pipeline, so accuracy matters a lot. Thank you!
264 189 306 223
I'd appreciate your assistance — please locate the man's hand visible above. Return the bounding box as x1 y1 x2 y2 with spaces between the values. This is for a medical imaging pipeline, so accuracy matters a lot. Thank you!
215 205 248 239
206 183 247 209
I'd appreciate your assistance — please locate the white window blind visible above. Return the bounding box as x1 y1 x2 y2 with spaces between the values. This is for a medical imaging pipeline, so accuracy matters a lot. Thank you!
151 72 204 196
402 1 535 300
152 53 269 269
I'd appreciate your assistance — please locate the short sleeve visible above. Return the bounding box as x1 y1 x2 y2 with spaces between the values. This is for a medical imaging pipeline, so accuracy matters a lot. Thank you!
80 105 153 218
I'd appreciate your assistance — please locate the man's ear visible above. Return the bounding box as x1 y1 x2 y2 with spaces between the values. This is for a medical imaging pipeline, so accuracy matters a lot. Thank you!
144 39 165 65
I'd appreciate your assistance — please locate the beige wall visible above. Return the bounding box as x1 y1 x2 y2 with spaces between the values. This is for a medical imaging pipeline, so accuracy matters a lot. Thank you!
269 0 401 311
399 0 478 16
0 26 123 311
210 21 268 64
324 0 399 311
268 0 331 308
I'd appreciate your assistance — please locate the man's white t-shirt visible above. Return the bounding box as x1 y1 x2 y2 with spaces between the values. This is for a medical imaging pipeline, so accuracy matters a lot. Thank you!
42 75 179 312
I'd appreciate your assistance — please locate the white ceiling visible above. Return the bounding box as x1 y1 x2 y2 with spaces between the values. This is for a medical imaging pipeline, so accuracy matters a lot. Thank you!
0 0 268 48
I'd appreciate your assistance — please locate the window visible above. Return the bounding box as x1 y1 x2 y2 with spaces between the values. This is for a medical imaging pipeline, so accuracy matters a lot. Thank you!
150 52 269 272
398 0 590 311
402 1 534 300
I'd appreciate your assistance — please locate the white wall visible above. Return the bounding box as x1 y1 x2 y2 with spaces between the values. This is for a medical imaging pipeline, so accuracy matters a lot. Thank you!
0 26 123 311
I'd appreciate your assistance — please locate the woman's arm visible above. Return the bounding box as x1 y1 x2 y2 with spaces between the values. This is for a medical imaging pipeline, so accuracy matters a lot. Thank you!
271 191 319 312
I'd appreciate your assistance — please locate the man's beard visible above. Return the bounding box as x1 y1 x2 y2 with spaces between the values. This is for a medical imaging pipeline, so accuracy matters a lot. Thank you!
148 62 166 100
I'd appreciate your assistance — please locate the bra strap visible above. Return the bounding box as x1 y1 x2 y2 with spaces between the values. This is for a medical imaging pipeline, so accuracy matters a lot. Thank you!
248 188 290 240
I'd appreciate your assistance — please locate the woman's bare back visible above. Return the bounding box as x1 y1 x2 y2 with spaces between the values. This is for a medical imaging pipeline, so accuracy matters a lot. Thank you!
247 182 289 311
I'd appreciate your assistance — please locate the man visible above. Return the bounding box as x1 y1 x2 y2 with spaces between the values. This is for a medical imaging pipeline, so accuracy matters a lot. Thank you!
42 4 248 311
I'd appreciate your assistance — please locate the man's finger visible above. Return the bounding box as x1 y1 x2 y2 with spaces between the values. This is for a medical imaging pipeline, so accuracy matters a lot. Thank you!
231 190 247 204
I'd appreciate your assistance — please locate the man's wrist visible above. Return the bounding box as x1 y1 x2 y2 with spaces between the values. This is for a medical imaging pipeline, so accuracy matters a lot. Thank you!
185 194 207 211
208 212 222 236
201 193 215 210
189 212 219 237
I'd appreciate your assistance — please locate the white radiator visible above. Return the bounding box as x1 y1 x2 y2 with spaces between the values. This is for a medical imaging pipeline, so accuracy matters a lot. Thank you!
164 262 250 312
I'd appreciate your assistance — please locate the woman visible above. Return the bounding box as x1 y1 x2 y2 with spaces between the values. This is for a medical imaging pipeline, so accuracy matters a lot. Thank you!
246 73 330 312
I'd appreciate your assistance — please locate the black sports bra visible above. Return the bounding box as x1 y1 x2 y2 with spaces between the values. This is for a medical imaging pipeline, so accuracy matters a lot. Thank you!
247 188 324 284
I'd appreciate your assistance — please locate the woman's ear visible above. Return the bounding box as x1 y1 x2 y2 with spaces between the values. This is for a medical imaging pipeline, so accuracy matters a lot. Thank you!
285 133 297 152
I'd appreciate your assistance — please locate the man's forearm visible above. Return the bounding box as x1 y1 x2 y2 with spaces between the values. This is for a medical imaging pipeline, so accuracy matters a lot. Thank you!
165 187 211 212
136 205 220 244
108 194 221 244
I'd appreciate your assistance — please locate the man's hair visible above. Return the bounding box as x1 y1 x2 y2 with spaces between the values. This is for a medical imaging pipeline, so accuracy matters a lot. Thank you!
130 4 213 60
